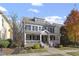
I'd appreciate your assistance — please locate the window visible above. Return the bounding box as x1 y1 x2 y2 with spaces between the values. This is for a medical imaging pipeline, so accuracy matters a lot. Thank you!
32 26 35 31
32 26 38 31
53 36 55 40
39 26 42 31
52 27 55 33
26 34 30 40
25 25 31 30
43 27 48 30
48 27 55 33
37 35 40 40
36 26 38 31
50 36 55 40
33 35 39 40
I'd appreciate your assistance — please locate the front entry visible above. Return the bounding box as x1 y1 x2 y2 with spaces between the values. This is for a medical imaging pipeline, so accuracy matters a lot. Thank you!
49 35 55 47
42 35 48 44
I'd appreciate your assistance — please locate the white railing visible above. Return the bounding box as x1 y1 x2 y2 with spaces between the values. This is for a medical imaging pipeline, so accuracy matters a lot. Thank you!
26 40 40 43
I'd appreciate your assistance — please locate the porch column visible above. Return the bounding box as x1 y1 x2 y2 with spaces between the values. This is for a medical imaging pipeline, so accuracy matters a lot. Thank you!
40 34 42 44
24 33 26 46
48 34 50 44
57 35 60 44
31 25 33 31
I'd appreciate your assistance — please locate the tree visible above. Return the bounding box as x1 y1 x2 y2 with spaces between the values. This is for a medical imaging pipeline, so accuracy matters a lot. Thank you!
64 9 79 46
60 26 70 46
11 14 22 48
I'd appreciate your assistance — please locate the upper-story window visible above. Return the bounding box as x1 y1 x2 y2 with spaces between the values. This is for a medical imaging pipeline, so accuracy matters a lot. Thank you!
25 25 31 30
32 26 38 31
39 26 42 31
25 24 43 31
43 26 48 30
48 27 55 33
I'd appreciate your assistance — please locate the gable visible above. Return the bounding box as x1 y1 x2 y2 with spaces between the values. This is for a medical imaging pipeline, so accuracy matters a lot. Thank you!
1 14 12 29
41 30 50 35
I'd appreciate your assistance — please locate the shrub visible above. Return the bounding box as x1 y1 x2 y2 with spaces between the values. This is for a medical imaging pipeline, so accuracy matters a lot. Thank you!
0 40 10 48
7 39 12 43
7 39 20 48
24 47 32 50
32 43 41 49
7 39 13 48
11 42 18 48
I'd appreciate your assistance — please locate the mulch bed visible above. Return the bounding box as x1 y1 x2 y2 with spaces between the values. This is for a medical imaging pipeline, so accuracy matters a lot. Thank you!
0 48 15 55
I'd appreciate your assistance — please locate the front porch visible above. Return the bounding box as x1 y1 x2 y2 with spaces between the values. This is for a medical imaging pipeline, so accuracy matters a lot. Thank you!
24 34 60 47
23 30 60 47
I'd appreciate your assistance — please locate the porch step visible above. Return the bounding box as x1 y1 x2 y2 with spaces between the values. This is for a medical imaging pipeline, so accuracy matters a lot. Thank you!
41 43 49 48
44 45 49 48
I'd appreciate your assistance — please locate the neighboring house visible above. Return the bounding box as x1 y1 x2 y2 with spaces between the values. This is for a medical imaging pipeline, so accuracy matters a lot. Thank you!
21 17 62 47
0 11 12 39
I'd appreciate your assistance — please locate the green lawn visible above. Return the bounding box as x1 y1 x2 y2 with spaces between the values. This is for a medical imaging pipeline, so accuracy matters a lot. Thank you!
67 51 79 56
19 48 47 54
45 54 64 56
58 47 79 50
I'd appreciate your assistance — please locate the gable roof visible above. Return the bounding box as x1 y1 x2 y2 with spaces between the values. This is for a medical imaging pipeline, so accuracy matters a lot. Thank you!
40 30 50 35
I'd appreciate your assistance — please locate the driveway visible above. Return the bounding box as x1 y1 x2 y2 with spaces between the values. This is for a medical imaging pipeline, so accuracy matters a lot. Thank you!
42 44 71 56
46 48 71 56
63 50 79 52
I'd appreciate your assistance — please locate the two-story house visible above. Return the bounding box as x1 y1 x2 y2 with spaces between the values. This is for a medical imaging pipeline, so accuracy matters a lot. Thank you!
0 11 12 39
21 17 62 47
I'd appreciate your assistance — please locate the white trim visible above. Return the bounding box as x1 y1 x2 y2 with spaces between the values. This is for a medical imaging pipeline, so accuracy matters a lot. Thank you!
24 33 27 46
48 34 50 44
40 34 42 43
40 30 50 35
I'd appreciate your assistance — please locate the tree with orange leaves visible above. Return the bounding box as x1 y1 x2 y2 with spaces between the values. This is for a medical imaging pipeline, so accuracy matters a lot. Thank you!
64 9 79 46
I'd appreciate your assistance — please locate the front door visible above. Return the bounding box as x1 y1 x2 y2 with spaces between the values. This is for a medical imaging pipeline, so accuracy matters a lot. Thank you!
49 35 55 47
42 35 48 44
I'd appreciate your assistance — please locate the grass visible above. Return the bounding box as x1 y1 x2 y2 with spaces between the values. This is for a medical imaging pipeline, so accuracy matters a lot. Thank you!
58 47 79 50
45 54 64 56
67 51 79 56
19 48 47 54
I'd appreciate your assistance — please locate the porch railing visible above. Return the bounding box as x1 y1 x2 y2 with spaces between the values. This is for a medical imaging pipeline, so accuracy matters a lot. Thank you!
26 40 40 43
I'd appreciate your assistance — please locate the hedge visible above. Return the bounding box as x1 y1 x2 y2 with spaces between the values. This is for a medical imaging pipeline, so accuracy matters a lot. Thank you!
32 43 41 49
0 40 10 48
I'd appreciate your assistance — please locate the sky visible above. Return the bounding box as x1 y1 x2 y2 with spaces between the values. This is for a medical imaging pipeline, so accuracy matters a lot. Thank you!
0 3 79 24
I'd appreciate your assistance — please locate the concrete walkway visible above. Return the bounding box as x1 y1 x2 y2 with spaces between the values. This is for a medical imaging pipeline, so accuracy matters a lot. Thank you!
46 48 71 56
63 50 79 52
43 44 71 56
